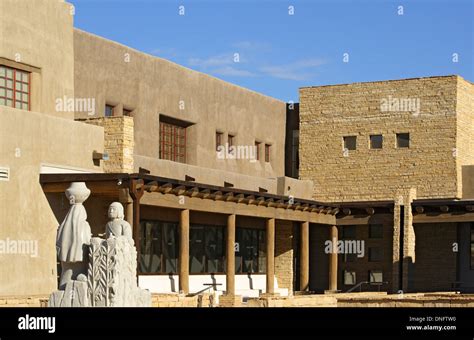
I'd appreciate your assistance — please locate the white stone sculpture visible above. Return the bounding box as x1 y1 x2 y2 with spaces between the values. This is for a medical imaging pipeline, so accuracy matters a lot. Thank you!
105 202 133 242
49 192 151 307
55 182 92 288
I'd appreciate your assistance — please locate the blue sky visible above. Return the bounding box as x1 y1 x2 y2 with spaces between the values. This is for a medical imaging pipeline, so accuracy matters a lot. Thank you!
70 0 473 102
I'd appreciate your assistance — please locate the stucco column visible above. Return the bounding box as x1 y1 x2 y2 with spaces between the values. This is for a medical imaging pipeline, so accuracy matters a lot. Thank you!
266 218 275 295
300 221 310 291
179 209 190 294
226 214 236 296
329 225 338 292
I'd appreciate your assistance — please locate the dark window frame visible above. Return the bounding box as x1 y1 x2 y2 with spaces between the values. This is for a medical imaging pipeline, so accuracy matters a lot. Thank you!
105 104 114 117
470 224 474 270
370 134 383 149
343 136 357 151
235 227 266 274
159 121 187 163
264 144 271 163
189 224 226 274
138 220 179 275
368 247 383 262
396 133 410 148
0 65 30 111
369 224 384 239
216 132 223 151
255 141 261 161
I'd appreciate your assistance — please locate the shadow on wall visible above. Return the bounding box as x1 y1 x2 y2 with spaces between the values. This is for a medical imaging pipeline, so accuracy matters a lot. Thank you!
462 165 474 199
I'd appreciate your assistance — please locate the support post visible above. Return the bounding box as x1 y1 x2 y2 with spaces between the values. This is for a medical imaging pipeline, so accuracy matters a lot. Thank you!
179 209 190 295
226 214 236 296
328 225 338 292
300 221 309 291
266 218 275 295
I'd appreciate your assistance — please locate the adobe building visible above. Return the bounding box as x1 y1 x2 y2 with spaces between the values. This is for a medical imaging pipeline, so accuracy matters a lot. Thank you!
0 0 473 307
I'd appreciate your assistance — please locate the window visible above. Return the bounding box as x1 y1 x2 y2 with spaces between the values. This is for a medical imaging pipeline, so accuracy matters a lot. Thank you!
159 121 186 163
369 247 383 262
123 108 132 116
342 226 357 262
235 228 266 273
105 104 114 117
343 270 356 285
228 134 235 147
139 220 178 274
265 144 271 162
255 141 261 160
370 135 383 149
343 136 357 151
369 270 383 283
189 224 225 273
216 132 223 151
342 225 356 239
396 133 410 148
0 65 30 110
369 224 383 239
470 225 474 269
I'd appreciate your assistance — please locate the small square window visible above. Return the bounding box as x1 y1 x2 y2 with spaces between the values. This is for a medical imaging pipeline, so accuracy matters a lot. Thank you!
369 224 383 239
369 247 383 262
228 134 235 147
105 104 114 117
342 225 356 239
344 270 356 285
370 135 383 149
255 141 261 160
265 144 271 162
369 270 383 283
396 133 410 148
123 108 132 116
216 132 223 151
343 136 357 151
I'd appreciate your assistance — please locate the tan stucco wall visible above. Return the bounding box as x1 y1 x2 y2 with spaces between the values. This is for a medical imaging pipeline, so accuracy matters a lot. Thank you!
456 77 474 198
73 29 286 179
299 76 461 202
0 0 75 119
0 107 104 296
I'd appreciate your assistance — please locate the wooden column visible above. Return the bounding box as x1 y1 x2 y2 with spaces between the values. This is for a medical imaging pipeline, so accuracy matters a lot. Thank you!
266 218 275 295
226 214 236 296
329 225 338 292
125 201 133 226
129 179 144 277
300 221 310 291
179 209 190 294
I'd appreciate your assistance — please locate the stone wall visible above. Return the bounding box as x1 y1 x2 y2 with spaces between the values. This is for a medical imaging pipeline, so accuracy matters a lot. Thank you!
411 223 457 292
151 293 214 307
80 117 134 173
0 295 49 307
299 76 461 202
456 78 474 198
275 220 294 293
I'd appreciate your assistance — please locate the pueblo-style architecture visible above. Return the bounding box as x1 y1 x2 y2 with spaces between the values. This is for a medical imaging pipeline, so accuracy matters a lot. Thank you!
0 0 473 307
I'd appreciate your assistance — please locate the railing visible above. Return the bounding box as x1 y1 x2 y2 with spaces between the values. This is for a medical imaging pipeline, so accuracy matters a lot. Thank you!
346 281 388 293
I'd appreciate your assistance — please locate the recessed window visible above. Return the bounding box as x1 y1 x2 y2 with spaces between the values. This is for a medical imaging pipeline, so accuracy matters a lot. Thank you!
190 224 225 273
0 65 30 110
216 132 223 151
343 136 357 151
123 108 132 116
369 224 383 239
265 144 271 162
159 121 186 163
228 134 235 147
139 220 179 274
369 247 383 262
105 104 114 117
370 135 383 149
235 227 266 274
255 141 261 160
470 224 474 269
342 225 356 239
369 270 383 283
343 270 356 285
396 133 410 148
